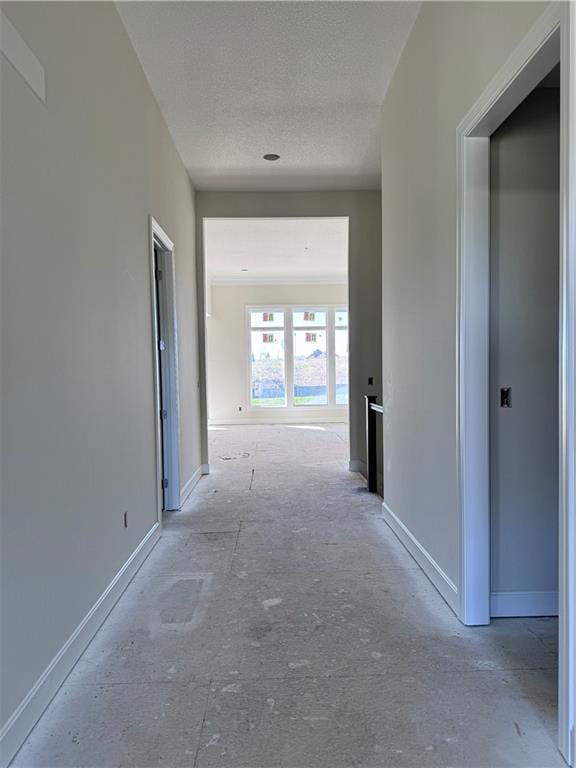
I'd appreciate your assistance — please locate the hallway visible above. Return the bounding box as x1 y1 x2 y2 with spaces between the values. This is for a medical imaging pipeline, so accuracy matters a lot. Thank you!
13 425 561 767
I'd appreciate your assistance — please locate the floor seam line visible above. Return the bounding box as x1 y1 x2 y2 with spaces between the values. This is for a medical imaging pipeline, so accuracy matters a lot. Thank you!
233 520 243 554
193 678 213 768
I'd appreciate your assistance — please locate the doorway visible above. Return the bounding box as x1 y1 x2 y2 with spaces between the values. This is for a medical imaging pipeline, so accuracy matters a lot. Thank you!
489 79 560 619
201 217 350 475
457 6 576 763
150 217 181 513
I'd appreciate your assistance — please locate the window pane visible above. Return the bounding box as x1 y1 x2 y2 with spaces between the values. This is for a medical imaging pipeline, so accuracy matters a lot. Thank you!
335 310 348 327
293 330 327 405
335 328 349 405
250 310 284 328
292 310 326 327
250 330 286 407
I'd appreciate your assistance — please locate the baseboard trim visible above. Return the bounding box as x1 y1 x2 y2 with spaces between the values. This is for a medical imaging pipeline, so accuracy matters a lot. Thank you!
349 459 367 476
180 466 204 506
490 590 559 618
0 523 161 768
201 463 210 476
381 502 459 614
208 417 347 426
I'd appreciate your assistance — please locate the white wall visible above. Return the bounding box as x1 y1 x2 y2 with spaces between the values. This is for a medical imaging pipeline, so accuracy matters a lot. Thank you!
380 2 549 588
490 87 560 600
0 2 201 757
196 191 382 474
207 284 347 424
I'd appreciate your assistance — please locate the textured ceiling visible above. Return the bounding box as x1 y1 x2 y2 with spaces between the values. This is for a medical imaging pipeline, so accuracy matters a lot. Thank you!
117 2 420 191
204 218 348 283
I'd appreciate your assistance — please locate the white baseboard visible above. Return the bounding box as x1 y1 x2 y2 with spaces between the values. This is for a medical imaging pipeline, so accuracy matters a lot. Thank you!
349 459 367 476
180 466 204 506
490 590 559 618
208 416 347 426
381 501 459 614
201 463 210 475
0 523 161 768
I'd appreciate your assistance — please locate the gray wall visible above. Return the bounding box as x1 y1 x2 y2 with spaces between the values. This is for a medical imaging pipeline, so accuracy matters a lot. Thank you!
490 87 560 596
380 2 548 586
195 191 382 475
0 1 201 736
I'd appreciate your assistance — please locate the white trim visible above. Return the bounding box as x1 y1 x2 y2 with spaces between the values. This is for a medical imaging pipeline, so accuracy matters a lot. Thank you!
247 302 346 310
463 14 562 141
559 5 576 763
349 459 367 474
456 5 575 762
201 463 210 475
0 9 45 103
150 217 181 514
179 465 204 506
150 218 174 253
285 306 295 409
204 216 349 224
0 524 161 768
327 307 336 406
210 275 347 287
456 133 491 626
490 591 559 618
381 502 459 614
209 415 347 426
150 223 164 524
162 248 181 511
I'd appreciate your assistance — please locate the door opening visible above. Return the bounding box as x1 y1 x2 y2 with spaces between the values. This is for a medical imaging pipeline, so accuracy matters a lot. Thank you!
150 217 181 513
201 216 350 480
489 80 560 619
456 6 576 763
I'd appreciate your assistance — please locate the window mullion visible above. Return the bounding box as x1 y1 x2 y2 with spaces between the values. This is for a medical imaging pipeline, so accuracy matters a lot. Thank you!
285 308 294 408
327 308 336 406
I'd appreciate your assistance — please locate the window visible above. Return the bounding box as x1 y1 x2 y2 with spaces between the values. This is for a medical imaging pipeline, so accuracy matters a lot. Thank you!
250 311 286 407
293 310 327 405
249 307 348 409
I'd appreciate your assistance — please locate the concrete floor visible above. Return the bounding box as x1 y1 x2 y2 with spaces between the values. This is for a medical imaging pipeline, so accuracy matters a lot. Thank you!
13 423 562 767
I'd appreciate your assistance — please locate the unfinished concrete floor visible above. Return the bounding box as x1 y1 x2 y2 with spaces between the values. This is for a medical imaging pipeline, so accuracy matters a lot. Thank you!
13 424 562 767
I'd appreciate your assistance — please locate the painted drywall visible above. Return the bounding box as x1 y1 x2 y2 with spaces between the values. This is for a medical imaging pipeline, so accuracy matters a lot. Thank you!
207 284 347 424
196 192 382 474
380 2 549 587
0 0 201 746
490 87 560 596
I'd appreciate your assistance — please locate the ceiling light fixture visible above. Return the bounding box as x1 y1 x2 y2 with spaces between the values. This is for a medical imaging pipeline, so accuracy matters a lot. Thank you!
240 268 249 272
263 153 280 162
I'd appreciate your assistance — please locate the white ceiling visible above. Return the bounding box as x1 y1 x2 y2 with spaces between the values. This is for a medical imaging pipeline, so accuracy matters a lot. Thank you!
204 217 348 284
117 2 420 191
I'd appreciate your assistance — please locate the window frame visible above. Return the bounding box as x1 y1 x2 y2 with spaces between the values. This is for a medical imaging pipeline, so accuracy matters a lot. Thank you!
334 309 349 406
247 304 348 411
248 307 287 409
292 309 329 407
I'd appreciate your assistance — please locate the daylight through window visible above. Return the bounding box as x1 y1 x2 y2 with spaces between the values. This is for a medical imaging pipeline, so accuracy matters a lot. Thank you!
249 308 348 408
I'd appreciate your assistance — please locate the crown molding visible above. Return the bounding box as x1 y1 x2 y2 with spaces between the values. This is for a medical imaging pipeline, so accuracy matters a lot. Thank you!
209 275 347 286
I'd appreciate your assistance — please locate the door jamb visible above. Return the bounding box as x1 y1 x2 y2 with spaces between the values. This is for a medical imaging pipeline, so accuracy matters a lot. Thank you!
456 4 575 763
149 216 181 516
